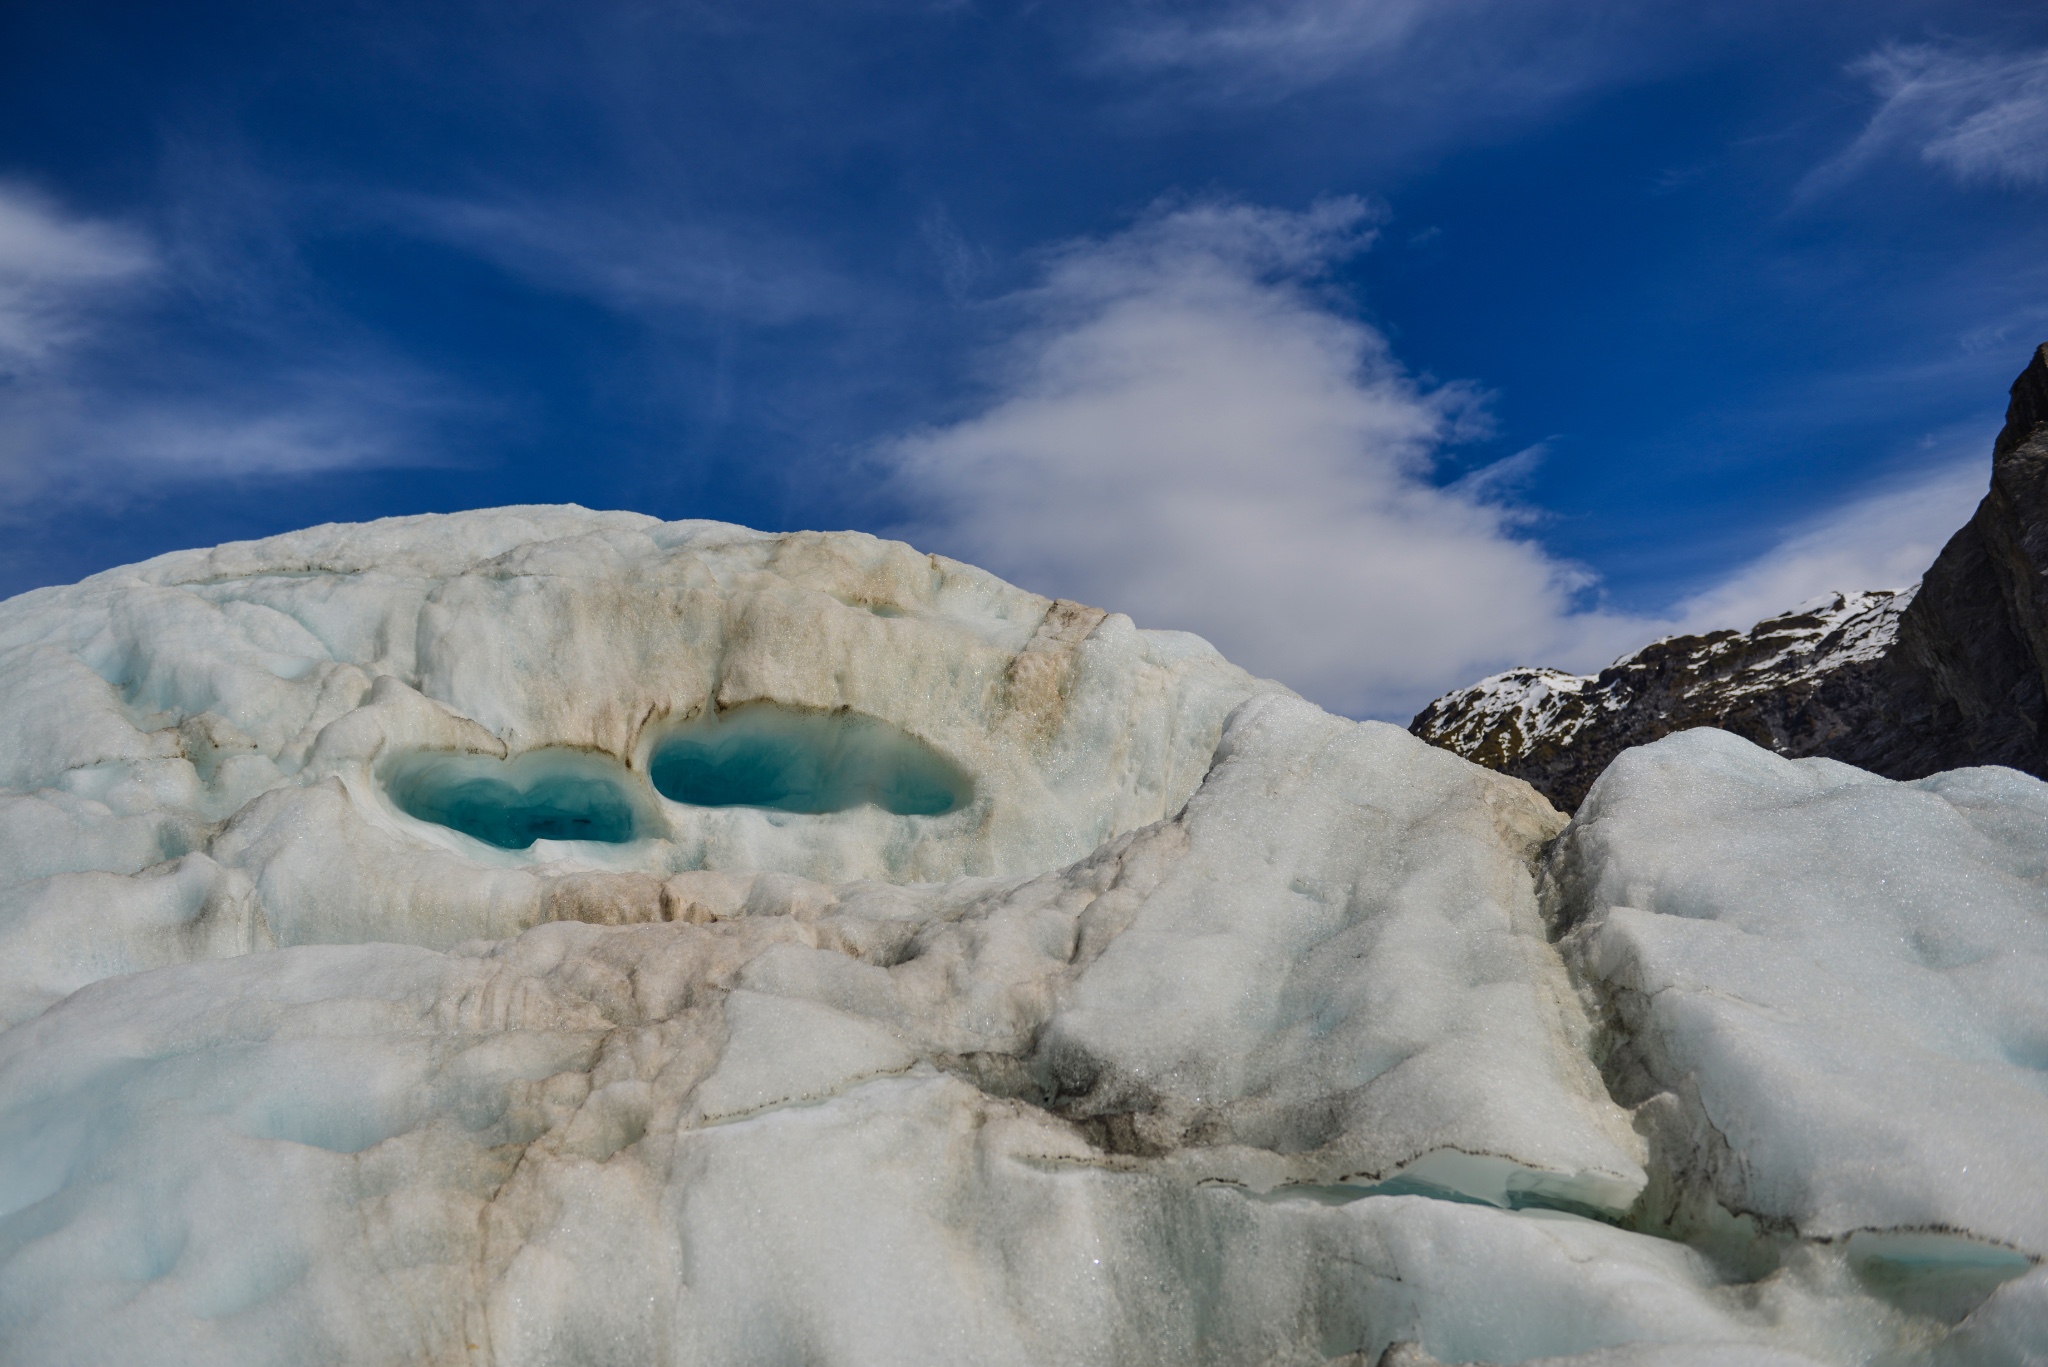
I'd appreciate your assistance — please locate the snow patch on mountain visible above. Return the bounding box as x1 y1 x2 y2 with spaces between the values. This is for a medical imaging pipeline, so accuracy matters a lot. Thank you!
1412 590 1915 811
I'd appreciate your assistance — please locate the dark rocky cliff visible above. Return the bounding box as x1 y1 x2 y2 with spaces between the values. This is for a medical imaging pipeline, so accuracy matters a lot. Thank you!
1413 343 2048 811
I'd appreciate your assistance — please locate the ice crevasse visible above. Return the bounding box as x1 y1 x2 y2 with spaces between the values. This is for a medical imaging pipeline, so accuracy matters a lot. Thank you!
0 505 2041 1366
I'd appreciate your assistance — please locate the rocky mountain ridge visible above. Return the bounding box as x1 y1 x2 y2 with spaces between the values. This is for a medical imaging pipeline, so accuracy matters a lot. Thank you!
1414 342 2048 810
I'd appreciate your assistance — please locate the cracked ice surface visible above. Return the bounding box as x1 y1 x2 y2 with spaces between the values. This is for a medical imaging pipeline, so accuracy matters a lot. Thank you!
0 508 2040 1364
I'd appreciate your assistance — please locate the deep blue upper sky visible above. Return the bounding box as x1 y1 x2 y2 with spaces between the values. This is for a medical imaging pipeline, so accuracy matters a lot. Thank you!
2 0 2045 715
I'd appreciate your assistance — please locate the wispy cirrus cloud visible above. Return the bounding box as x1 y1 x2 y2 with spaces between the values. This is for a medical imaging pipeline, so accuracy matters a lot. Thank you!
1665 452 1986 637
0 180 457 509
1091 0 1689 124
0 185 156 365
1807 41 2048 195
1104 0 1440 86
393 195 855 326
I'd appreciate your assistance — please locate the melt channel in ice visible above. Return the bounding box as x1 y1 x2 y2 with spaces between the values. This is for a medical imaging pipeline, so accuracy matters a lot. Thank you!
0 506 2040 1365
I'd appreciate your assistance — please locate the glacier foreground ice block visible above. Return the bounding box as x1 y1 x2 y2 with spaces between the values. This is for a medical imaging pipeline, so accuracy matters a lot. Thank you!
1029 694 1647 1210
0 509 2029 1365
1551 727 2048 1260
0 688 1702 1365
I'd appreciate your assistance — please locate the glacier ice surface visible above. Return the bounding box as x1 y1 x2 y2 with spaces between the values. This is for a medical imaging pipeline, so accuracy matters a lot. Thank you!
0 506 2042 1365
1552 730 2048 1261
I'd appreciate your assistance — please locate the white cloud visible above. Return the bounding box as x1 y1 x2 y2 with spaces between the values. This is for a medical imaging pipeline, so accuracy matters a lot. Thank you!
920 206 988 302
395 196 852 326
1093 0 1685 122
1106 0 1438 86
1809 42 2048 193
882 196 2003 717
0 185 155 364
0 182 452 507
884 197 1634 719
0 365 451 510
1666 454 1986 636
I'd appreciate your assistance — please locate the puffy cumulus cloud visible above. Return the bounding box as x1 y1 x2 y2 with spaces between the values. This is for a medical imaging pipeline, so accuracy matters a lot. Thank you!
883 196 2003 715
0 185 155 365
1811 42 2048 193
885 197 1638 719
1667 454 1987 636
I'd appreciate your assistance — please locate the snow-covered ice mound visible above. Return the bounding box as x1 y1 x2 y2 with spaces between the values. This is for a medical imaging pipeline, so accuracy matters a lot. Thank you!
0 507 2041 1365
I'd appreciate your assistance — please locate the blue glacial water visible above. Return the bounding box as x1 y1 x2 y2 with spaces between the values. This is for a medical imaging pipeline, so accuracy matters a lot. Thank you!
386 749 641 849
649 705 971 816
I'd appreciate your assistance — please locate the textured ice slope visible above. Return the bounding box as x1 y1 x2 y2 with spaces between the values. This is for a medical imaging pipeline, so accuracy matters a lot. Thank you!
0 507 1261 978
0 508 2042 1365
1552 730 2048 1267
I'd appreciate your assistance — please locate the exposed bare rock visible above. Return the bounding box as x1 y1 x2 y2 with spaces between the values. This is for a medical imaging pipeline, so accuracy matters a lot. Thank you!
1410 591 1907 811
1414 343 2048 810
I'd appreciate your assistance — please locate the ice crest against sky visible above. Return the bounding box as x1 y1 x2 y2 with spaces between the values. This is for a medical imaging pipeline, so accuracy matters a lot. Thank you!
0 1 2044 715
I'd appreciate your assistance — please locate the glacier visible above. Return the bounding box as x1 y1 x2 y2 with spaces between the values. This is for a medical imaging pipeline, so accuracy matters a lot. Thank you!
0 506 2042 1365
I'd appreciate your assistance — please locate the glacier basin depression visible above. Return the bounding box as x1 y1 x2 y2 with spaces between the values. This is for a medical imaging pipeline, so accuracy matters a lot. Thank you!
0 506 2042 1366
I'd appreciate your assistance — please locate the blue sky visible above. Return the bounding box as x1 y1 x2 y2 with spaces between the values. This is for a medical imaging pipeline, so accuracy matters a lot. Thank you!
2 0 2045 717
